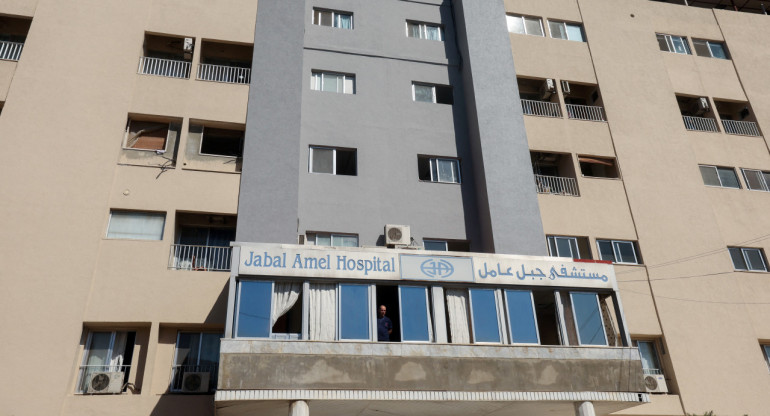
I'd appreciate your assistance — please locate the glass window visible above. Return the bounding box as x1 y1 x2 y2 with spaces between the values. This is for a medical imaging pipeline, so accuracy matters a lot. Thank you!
469 289 501 343
763 345 770 371
424 240 448 251
741 169 770 191
171 332 221 392
729 247 768 272
506 15 543 36
413 83 435 102
432 158 460 183
570 292 607 346
313 9 353 29
307 232 359 247
107 211 165 240
505 290 539 344
236 281 272 337
636 340 663 375
596 239 640 264
547 236 580 259
693 39 728 59
656 33 691 55
309 146 357 176
406 21 443 41
700 165 740 189
311 71 355 94
549 21 585 42
78 331 135 393
399 286 431 342
339 284 370 340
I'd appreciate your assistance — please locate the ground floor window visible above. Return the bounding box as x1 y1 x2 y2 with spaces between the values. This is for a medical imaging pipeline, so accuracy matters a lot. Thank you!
78 331 136 394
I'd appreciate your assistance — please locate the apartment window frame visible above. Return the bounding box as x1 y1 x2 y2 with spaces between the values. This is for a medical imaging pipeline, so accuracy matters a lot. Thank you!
634 339 665 376
197 125 244 158
312 8 353 29
468 288 504 344
506 14 544 37
170 331 222 393
503 289 540 345
308 146 357 176
656 33 691 55
106 210 166 241
596 239 641 265
762 344 770 372
77 330 136 394
547 20 585 42
406 21 443 41
741 168 770 191
692 38 729 59
417 156 461 184
123 119 173 152
311 71 355 94
728 247 768 272
338 283 372 341
570 292 609 346
306 232 359 247
398 285 432 342
699 165 741 189
412 82 453 104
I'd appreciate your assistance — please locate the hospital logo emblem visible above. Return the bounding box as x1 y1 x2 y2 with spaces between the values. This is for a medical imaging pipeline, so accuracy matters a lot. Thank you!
420 259 455 278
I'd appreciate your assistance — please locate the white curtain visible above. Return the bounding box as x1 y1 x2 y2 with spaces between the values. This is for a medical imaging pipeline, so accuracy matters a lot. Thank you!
308 283 336 341
271 282 302 327
109 331 127 371
446 289 470 344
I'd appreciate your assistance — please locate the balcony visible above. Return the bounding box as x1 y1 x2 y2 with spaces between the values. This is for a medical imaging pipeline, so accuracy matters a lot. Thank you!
566 104 605 122
722 119 761 137
138 56 191 79
682 115 719 132
169 244 232 271
0 40 23 61
169 364 218 393
534 173 580 196
521 99 562 118
197 63 251 84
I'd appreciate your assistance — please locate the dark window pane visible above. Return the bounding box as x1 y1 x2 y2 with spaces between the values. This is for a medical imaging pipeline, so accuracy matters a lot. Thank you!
745 249 767 271
717 167 740 188
200 128 243 157
597 240 616 262
614 241 638 264
400 286 430 341
336 149 357 176
699 166 720 186
470 289 501 343
571 292 607 346
435 85 453 104
729 247 747 270
340 284 370 339
236 281 272 337
656 34 669 52
418 156 431 180
505 290 539 344
424 240 447 251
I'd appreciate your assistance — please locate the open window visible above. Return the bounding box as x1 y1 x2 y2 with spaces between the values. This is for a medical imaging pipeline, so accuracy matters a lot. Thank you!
170 332 221 393
375 285 433 343
140 33 193 79
197 40 253 84
531 151 579 196
412 82 453 104
547 20 585 42
171 213 236 271
309 146 357 175
78 331 137 394
677 95 718 132
563 81 605 121
418 156 461 183
578 155 619 178
423 239 470 252
714 99 761 136
235 280 304 339
518 77 561 117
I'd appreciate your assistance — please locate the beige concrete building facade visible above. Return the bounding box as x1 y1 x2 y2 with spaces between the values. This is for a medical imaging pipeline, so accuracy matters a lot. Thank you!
1 1 769 416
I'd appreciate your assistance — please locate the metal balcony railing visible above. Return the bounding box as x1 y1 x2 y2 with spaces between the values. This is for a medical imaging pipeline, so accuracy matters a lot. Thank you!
722 119 761 137
169 244 232 271
76 365 130 394
169 364 219 393
520 99 562 118
682 115 719 132
138 56 191 79
197 63 251 84
0 40 23 61
566 104 606 122
534 174 580 196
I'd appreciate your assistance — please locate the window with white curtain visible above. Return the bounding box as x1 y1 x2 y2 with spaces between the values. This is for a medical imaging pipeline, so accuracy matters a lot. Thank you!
313 8 353 29
106 211 165 240
78 331 136 393
417 156 461 184
406 21 443 41
506 14 544 36
311 71 355 94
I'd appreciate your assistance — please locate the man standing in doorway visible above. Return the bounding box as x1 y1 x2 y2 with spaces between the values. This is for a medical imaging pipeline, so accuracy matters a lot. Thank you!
377 305 392 341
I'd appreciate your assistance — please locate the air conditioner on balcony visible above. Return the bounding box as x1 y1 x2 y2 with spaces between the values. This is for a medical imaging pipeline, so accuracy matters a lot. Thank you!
539 78 556 100
561 80 571 95
181 372 210 393
385 224 410 246
86 371 124 394
643 374 668 394
691 97 710 115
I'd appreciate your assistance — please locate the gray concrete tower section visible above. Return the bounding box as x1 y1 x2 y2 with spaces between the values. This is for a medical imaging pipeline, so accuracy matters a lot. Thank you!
236 0 306 244
452 0 547 255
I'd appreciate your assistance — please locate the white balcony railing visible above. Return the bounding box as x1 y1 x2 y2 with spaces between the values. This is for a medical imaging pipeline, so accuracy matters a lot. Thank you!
169 364 218 393
169 244 232 271
138 56 191 79
682 115 719 132
0 40 23 61
521 99 562 118
77 365 129 394
197 63 251 84
566 104 606 122
534 174 580 196
722 119 761 137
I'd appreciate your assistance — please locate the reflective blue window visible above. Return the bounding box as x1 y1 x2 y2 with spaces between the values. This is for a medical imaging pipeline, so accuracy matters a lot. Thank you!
236 281 272 338
340 284 370 340
470 289 501 343
571 292 607 345
505 290 539 344
399 286 430 342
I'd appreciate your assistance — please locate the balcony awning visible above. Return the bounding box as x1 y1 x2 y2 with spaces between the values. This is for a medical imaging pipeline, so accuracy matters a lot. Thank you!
578 156 614 166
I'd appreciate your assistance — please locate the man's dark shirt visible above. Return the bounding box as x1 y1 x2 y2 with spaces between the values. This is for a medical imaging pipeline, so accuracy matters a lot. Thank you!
377 316 393 341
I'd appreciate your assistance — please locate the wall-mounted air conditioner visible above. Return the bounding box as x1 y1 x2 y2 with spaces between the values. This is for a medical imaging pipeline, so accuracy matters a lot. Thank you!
385 224 410 246
561 80 571 95
181 372 210 393
86 371 124 394
690 97 710 115
539 78 556 100
643 374 668 394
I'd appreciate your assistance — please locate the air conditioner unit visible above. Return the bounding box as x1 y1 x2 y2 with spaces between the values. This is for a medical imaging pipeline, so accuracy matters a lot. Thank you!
561 80 571 95
691 97 710 115
385 224 410 246
539 78 556 100
86 371 124 394
181 372 210 393
643 374 668 394
183 37 194 52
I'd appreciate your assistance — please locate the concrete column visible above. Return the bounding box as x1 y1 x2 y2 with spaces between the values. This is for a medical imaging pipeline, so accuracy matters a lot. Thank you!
575 401 596 416
289 400 309 416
